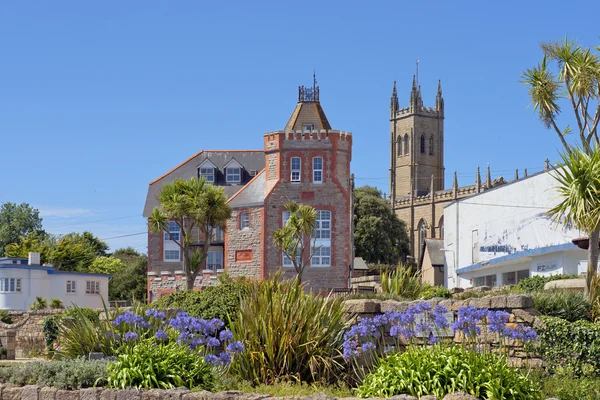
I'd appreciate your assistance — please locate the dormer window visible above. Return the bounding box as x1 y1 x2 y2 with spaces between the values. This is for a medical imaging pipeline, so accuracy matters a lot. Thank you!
199 167 215 183
198 160 217 183
226 167 241 183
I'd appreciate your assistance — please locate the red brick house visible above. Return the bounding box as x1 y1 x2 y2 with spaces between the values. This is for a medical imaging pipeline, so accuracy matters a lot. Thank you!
143 81 353 300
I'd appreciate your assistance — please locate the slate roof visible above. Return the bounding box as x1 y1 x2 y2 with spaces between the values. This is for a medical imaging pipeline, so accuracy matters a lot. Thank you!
143 150 265 216
423 238 445 266
227 169 266 209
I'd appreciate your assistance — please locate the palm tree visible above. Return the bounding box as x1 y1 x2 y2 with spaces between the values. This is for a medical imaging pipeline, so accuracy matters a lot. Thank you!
148 177 232 290
548 147 600 292
272 201 318 283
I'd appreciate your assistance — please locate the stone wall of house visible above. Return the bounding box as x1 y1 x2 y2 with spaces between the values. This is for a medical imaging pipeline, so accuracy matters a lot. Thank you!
342 294 543 368
0 310 62 358
226 207 264 280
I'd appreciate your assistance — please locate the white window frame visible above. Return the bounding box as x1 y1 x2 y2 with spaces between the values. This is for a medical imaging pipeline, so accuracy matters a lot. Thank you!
86 280 100 295
291 157 301 183
199 167 215 183
303 124 314 134
313 157 323 183
226 167 241 183
164 249 180 262
311 246 331 267
0 278 22 293
164 221 180 241
239 212 250 229
66 280 76 294
313 210 331 239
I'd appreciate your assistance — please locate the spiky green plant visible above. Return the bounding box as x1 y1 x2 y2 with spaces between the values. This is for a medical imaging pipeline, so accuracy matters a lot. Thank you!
381 264 432 299
229 273 351 384
29 296 47 311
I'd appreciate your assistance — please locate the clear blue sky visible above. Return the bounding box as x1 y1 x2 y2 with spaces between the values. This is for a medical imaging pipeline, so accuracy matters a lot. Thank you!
1 1 598 252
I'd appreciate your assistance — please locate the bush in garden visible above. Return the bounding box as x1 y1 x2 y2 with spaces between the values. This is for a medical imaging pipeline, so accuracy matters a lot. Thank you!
106 338 215 390
49 298 64 309
537 316 600 376
230 273 351 384
356 345 541 399
0 358 109 389
540 365 600 400
152 275 248 325
517 274 580 293
43 307 100 352
29 296 47 311
0 310 12 324
424 286 452 299
531 289 591 321
380 264 432 299
345 302 539 398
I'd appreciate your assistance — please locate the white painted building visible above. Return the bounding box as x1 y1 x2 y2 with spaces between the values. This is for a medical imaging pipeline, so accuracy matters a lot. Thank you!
443 169 588 289
0 253 110 311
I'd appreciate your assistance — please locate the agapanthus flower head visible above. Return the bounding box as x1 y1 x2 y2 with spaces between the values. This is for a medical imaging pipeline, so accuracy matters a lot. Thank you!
218 352 232 365
219 329 234 342
384 345 396 354
226 341 245 353
113 312 147 328
416 302 432 313
207 337 220 347
155 329 168 341
204 354 219 366
487 310 510 333
123 331 139 342
342 339 359 360
428 334 439 345
361 341 376 352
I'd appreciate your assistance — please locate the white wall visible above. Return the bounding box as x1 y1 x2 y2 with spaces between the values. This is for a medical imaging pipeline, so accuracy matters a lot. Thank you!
444 170 584 288
0 267 109 311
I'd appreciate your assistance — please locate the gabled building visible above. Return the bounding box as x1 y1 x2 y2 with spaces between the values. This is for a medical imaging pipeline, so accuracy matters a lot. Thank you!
143 80 353 300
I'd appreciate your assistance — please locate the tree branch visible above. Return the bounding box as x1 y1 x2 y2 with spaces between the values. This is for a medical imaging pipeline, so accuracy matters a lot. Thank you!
565 76 587 147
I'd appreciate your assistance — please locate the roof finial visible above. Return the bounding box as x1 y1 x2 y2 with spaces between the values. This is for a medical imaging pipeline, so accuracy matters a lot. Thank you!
476 166 481 192
486 164 492 189
452 171 458 199
514 168 519 181
412 74 417 91
391 80 399 113
524 168 528 177
416 59 420 86
544 158 550 171
437 79 442 95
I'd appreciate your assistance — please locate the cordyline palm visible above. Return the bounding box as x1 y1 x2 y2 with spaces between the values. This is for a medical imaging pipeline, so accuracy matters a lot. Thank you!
521 37 600 153
148 177 232 290
272 201 317 283
548 147 600 293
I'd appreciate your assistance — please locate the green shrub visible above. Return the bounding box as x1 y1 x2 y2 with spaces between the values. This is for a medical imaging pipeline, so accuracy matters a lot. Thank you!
356 345 540 399
531 290 591 321
29 296 47 311
0 358 109 389
43 307 100 350
106 338 214 390
49 298 64 309
0 310 13 324
229 274 350 384
453 286 520 300
538 316 600 376
537 366 600 400
152 275 248 325
381 264 431 299
424 286 452 299
517 274 580 293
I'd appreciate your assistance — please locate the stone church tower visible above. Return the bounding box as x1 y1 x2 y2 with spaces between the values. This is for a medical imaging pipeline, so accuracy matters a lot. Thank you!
389 76 445 202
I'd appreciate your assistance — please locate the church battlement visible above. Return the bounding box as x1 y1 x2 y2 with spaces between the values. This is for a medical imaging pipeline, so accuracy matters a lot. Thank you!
264 129 352 142
394 106 440 117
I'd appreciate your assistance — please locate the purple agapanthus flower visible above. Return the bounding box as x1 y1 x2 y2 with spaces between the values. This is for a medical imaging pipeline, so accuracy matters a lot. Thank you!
155 330 168 341
123 331 139 342
206 337 220 347
226 341 245 353
219 329 234 342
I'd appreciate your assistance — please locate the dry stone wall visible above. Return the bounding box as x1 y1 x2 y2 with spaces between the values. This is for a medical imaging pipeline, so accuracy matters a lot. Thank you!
0 310 62 358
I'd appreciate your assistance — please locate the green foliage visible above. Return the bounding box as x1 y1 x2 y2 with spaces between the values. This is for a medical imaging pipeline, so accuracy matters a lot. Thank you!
43 307 100 350
539 367 600 400
153 275 247 324
272 201 317 281
531 289 590 321
51 232 109 272
538 316 600 376
29 296 47 311
106 338 214 390
109 248 148 302
0 202 45 257
517 274 580 293
89 256 125 275
0 358 109 389
49 298 63 309
0 310 12 324
229 274 350 385
452 286 520 300
427 286 452 299
357 345 541 399
5 231 57 264
354 186 409 265
380 264 432 299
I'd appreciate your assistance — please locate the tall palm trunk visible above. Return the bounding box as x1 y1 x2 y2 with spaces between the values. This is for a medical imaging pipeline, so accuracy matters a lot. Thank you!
588 228 600 293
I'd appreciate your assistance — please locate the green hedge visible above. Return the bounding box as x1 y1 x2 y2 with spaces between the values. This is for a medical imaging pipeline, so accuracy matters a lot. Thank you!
517 274 580 293
538 316 600 376
152 278 248 325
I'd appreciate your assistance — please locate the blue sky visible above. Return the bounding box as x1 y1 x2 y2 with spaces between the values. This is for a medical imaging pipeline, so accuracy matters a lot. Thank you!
1 1 598 252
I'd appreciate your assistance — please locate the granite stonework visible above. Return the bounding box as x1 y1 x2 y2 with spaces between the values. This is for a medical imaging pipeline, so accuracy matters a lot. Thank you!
0 310 64 358
0 386 559 400
342 295 544 367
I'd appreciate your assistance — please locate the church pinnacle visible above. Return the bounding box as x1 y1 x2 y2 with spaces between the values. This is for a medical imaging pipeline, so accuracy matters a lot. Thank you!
391 80 399 114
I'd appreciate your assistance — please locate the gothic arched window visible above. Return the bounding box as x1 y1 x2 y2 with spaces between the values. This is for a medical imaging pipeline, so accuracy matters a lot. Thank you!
420 135 425 154
404 134 409 155
397 135 403 156
429 136 434 155
417 219 427 255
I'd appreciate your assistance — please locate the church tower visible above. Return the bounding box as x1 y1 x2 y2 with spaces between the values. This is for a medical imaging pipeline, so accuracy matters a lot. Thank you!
389 77 445 205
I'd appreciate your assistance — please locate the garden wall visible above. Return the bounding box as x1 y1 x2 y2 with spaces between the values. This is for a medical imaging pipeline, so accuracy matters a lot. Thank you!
342 294 543 367
0 310 62 358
